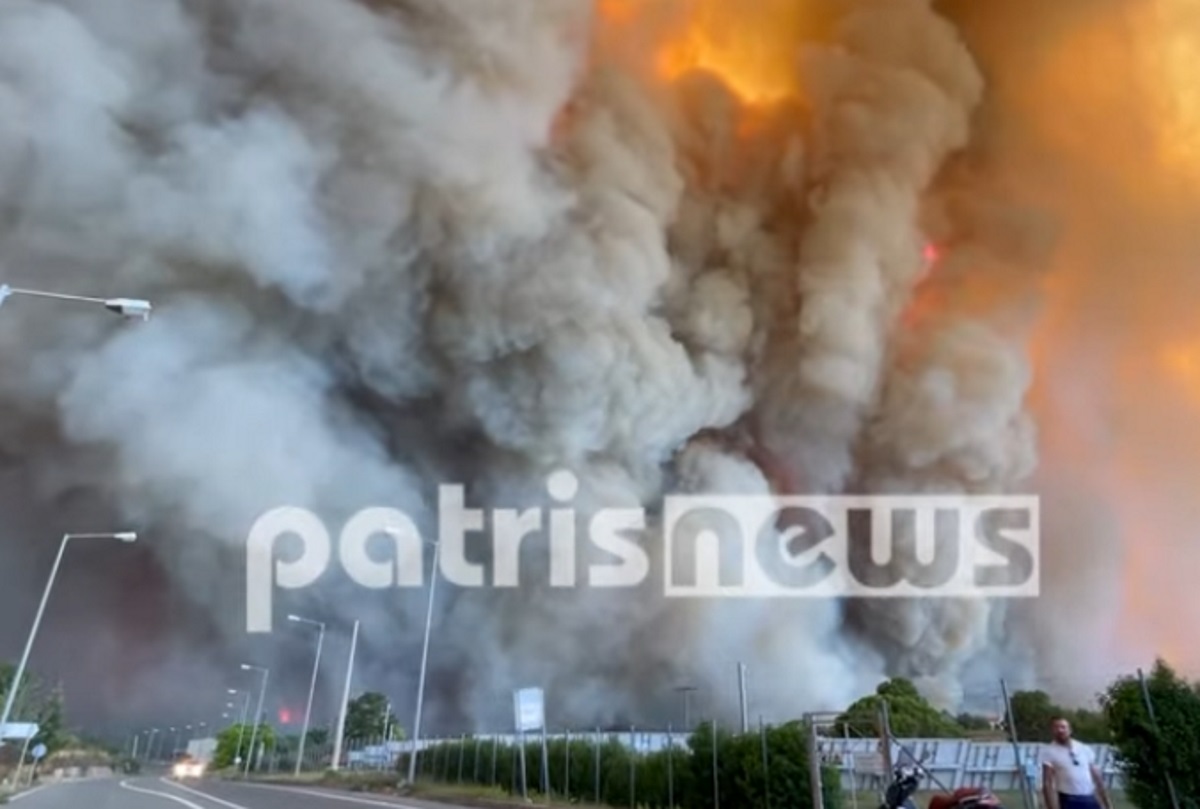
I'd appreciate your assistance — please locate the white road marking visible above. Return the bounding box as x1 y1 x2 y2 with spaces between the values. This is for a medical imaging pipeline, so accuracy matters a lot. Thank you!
219 781 428 809
119 779 212 809
161 778 253 809
7 784 48 802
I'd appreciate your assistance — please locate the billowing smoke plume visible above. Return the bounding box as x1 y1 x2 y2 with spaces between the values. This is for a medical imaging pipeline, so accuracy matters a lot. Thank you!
1 0 1195 733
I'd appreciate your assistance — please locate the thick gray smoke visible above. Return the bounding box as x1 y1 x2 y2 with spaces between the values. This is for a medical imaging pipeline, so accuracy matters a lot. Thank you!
3 0 1163 733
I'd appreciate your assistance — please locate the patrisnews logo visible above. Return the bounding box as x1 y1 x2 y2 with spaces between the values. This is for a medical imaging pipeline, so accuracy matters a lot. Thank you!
245 486 1040 632
663 495 1039 598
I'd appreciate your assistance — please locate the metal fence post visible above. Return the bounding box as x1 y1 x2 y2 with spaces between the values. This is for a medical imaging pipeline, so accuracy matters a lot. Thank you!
1138 668 1182 809
1000 679 1036 809
594 728 602 805
760 717 770 809
806 716 824 809
712 719 720 809
629 725 636 809
667 724 674 809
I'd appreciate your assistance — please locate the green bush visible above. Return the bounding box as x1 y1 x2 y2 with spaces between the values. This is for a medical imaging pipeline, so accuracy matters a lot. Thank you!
1101 659 1200 809
404 722 840 809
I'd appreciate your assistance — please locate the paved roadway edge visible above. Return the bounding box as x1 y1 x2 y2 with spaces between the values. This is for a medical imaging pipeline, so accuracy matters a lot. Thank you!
163 777 431 809
5 783 48 803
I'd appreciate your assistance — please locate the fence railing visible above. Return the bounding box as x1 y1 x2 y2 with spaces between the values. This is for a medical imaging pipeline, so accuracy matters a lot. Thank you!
194 730 1128 793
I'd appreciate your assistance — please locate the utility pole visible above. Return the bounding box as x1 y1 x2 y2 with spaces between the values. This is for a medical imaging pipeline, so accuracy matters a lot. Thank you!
331 620 359 772
737 663 749 734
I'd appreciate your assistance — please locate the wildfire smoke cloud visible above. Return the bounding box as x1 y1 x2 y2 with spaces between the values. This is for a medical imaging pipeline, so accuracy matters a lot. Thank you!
0 0 1195 729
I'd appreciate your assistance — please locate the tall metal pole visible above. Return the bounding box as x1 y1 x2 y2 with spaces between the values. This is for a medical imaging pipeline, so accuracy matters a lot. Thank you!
805 716 824 809
759 716 770 809
331 620 359 771
1 532 136 740
294 619 325 776
244 667 270 777
737 664 749 734
0 535 70 738
406 539 441 784
1137 668 1182 809
666 725 674 809
711 719 719 809
233 692 250 766
1000 679 1035 809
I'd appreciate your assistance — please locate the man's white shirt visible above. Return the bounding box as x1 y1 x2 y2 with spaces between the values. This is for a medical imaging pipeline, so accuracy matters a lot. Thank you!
1040 739 1096 796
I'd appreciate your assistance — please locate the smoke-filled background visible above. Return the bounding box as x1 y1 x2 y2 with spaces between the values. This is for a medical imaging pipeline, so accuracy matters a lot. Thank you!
1 0 1198 733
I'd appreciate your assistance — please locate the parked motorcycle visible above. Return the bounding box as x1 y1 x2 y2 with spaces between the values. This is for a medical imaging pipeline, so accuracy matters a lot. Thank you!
880 765 1004 809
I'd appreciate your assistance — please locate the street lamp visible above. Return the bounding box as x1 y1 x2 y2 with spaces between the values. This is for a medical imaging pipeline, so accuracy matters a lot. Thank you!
287 614 326 777
0 285 152 320
229 689 250 767
146 728 159 762
240 664 269 777
406 535 441 785
0 532 138 740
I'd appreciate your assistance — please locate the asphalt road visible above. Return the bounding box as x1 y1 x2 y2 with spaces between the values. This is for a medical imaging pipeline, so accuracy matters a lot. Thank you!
8 777 468 809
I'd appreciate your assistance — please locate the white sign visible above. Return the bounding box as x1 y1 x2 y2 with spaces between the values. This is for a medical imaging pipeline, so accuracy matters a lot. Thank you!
513 688 544 732
0 723 39 741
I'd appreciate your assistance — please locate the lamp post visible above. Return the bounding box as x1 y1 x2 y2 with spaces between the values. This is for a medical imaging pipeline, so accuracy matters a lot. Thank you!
406 536 441 785
0 285 152 319
229 690 250 767
287 614 326 776
0 532 138 741
331 621 359 772
241 664 269 777
145 729 158 762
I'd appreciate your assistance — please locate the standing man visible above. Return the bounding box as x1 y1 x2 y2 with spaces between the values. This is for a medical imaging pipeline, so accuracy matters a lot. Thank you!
1040 717 1111 809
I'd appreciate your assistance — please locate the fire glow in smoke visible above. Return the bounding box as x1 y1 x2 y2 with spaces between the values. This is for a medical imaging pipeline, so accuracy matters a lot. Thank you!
0 0 1198 730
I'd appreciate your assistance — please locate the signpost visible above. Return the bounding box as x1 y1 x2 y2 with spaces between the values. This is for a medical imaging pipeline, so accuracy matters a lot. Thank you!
513 688 545 801
0 722 39 741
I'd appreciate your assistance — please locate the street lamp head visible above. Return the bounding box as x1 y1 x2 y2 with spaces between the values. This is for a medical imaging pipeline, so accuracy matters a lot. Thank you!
104 298 152 320
240 664 252 671
114 531 137 543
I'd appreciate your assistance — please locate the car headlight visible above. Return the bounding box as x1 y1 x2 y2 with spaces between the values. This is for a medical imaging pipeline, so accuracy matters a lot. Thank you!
172 764 186 777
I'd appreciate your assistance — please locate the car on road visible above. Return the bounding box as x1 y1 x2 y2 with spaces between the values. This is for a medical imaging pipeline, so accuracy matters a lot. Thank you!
171 753 205 779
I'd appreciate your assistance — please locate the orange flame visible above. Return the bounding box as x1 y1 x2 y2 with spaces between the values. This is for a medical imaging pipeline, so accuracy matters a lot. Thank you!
597 0 807 105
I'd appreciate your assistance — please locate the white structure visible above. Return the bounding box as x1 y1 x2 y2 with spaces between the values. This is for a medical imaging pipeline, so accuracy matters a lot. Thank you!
186 737 218 764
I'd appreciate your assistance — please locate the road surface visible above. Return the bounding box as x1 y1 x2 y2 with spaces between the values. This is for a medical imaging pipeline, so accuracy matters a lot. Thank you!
8 777 470 809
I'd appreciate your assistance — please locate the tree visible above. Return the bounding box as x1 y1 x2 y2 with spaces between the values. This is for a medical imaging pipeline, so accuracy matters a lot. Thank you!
211 723 277 769
1101 659 1200 809
1007 689 1109 743
1007 690 1058 741
0 663 67 753
343 692 401 742
835 678 964 738
956 713 993 732
306 727 330 747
